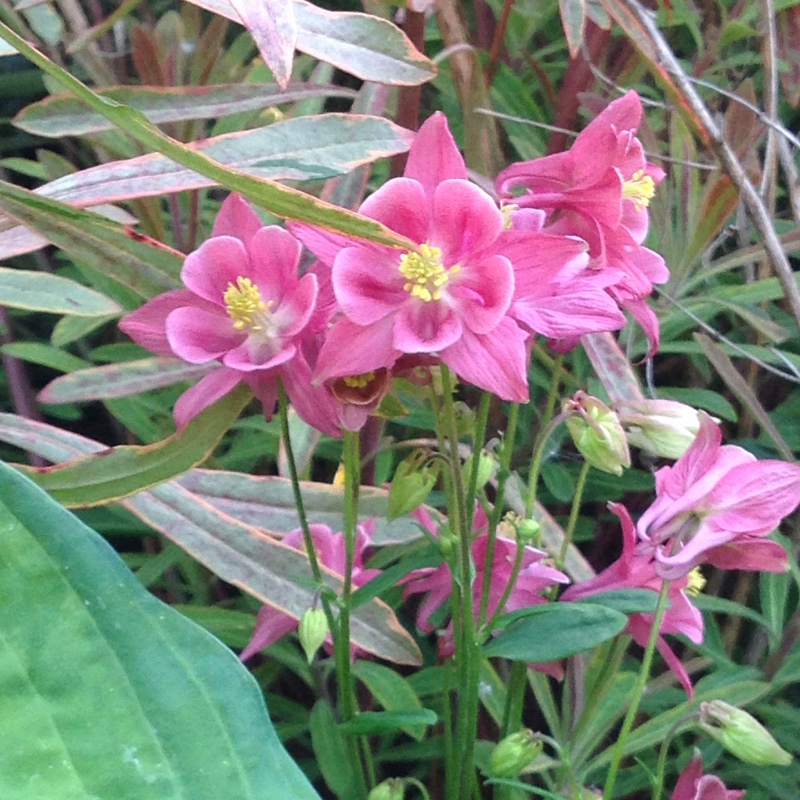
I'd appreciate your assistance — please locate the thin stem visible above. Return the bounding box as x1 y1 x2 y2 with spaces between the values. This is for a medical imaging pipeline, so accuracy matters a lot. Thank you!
651 714 701 800
525 411 571 519
558 460 590 570
466 391 491 534
486 0 514 83
602 580 672 799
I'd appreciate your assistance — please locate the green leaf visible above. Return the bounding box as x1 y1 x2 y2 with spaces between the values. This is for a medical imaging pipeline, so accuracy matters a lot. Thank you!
338 709 438 735
560 0 586 56
39 358 214 404
484 604 628 662
353 661 427 740
310 701 357 798
0 22 414 250
574 589 660 615
0 460 321 800
20 384 251 507
0 180 182 301
0 266 122 316
0 342 90 373
14 82 355 137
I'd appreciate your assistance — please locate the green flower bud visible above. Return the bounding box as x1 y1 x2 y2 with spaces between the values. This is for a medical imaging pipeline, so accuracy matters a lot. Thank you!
462 451 496 491
488 729 544 778
515 517 541 544
367 778 405 800
388 450 439 520
615 399 704 459
297 608 328 664
564 392 630 476
699 700 792 767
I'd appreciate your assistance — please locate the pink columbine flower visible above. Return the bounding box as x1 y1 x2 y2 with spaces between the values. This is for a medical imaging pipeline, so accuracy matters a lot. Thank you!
240 521 380 661
400 507 568 658
119 194 340 435
670 754 745 800
496 91 669 355
636 413 799 580
562 503 704 696
290 113 531 403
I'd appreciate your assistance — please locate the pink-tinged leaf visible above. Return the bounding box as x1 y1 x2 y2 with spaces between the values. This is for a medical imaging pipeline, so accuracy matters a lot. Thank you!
777 7 800 108
230 0 296 90
28 114 415 208
0 414 422 665
581 331 645 403
560 0 586 58
182 0 435 86
38 358 214 404
13 83 355 138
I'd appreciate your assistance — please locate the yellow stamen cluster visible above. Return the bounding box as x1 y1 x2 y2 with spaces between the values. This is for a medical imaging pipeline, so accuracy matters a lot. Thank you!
398 244 460 302
223 277 271 332
343 371 376 389
501 203 519 230
622 169 656 211
685 566 706 597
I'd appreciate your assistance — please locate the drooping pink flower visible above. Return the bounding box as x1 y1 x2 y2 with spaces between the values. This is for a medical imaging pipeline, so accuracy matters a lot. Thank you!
400 507 568 658
636 413 799 580
562 503 703 696
670 754 745 800
496 91 669 356
119 194 341 435
240 521 380 661
290 113 531 403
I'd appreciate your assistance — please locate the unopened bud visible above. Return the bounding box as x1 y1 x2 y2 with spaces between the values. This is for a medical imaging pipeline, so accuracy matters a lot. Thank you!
516 517 541 544
699 700 792 767
564 392 630 476
488 729 544 778
298 608 328 664
463 451 496 491
389 450 439 520
615 399 704 459
368 778 405 800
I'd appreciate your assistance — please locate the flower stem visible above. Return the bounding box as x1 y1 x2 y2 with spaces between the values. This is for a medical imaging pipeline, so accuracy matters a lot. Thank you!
558 460 591 570
651 713 700 800
602 579 672 799
466 391 491 534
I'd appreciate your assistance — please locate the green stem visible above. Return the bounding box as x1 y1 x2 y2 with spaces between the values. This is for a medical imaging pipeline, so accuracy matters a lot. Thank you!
602 580 672 799
466 391 491 534
651 713 701 800
558 460 591 570
524 410 571 520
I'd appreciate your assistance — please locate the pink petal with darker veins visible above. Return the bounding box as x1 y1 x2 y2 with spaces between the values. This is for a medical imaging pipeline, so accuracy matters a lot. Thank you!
360 177 430 243
246 226 302 303
450 254 514 335
211 193 264 246
314 317 400 382
223 341 295 372
166 306 242 363
404 112 468 201
174 368 243 429
333 247 406 325
118 289 196 357
279 272 319 338
393 301 463 353
181 236 250 306
703 537 788 573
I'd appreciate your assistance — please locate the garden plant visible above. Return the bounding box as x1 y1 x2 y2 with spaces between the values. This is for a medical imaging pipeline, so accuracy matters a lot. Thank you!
0 1 799 799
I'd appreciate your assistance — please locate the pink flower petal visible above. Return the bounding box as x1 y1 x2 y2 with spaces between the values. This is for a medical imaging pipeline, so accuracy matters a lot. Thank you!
288 221 367 266
393 302 463 353
333 247 406 325
174 368 243 429
360 177 430 243
404 112 468 200
240 606 297 661
430 179 504 265
279 272 319 338
119 290 196 357
246 225 302 303
279 357 342 438
211 193 264 246
166 306 243 363
223 341 295 372
181 236 250 306
314 317 400 382
703 537 788 573
450 254 514 335
442 318 529 402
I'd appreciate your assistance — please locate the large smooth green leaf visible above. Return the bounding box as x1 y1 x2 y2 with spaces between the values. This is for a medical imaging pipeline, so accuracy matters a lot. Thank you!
0 460 321 800
483 603 628 662
0 414 422 666
0 22 413 250
14 83 356 137
33 114 415 207
21 385 251 507
0 266 122 316
0 180 182 301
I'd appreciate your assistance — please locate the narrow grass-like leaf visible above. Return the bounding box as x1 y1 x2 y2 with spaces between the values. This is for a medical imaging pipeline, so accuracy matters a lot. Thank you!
0 266 121 316
338 709 437 735
20 384 251 507
353 661 427 740
14 83 356 137
0 460 322 800
0 180 181 300
0 23 413 249
230 0 296 89
39 358 214 404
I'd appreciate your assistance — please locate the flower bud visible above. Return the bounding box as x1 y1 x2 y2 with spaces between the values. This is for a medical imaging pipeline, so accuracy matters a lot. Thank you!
462 451 496 491
298 608 328 664
388 450 439 520
488 729 544 778
615 399 703 459
699 700 792 766
564 392 630 476
516 517 541 544
367 778 405 800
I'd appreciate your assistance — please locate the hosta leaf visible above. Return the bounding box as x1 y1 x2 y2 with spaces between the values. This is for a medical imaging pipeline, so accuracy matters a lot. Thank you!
0 266 121 317
0 460 321 800
39 358 214 404
20 385 251 507
14 83 356 138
